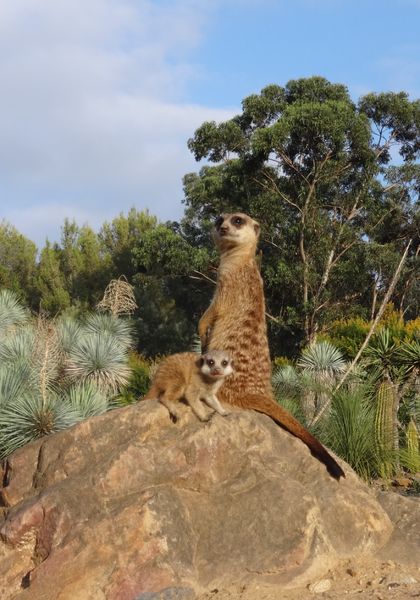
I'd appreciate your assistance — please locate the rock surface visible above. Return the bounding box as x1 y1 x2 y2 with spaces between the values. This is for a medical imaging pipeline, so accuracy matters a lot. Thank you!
0 400 414 600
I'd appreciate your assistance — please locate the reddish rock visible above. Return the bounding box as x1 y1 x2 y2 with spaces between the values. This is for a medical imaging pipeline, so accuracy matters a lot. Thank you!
0 400 397 599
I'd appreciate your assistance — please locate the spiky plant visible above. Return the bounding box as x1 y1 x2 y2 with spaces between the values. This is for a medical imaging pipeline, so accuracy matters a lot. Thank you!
0 326 35 364
83 313 134 349
396 339 420 373
0 394 81 459
0 296 134 458
297 341 347 383
65 331 131 393
363 328 398 380
272 365 302 399
295 341 347 421
0 361 32 407
56 315 82 354
322 385 381 480
363 328 408 477
0 288 28 337
190 334 202 354
63 382 110 418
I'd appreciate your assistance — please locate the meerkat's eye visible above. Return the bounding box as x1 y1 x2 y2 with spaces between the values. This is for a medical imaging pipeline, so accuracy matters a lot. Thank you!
207 359 215 367
231 216 244 227
215 216 224 229
221 359 228 367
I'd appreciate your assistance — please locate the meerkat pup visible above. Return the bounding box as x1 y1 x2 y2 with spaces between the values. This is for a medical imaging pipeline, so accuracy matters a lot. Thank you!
143 350 232 422
199 212 345 480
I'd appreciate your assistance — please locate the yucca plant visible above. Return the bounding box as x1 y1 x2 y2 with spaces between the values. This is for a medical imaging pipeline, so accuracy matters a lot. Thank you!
0 326 35 364
0 394 81 459
298 341 347 421
272 365 302 400
56 315 82 354
297 341 347 382
0 290 135 459
83 313 134 348
0 288 29 337
65 331 131 393
0 361 33 407
63 382 110 418
322 385 382 480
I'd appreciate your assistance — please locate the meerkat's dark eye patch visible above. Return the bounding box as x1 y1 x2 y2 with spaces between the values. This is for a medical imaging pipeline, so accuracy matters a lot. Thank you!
215 216 224 229
231 216 244 228
221 359 228 367
207 359 215 367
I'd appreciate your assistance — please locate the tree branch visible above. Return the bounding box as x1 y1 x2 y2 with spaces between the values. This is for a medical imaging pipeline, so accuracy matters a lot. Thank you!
310 239 412 426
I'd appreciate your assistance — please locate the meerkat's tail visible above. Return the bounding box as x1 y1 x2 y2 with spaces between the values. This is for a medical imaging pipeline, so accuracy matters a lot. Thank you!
240 394 345 480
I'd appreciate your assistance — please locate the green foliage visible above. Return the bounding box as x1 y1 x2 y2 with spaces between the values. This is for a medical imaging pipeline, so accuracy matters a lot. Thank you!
0 221 37 304
320 318 370 359
400 419 420 474
118 352 152 404
323 310 420 360
185 76 419 351
322 386 381 480
297 341 346 382
56 315 82 353
63 382 109 419
272 364 303 401
99 208 157 279
0 292 134 458
83 313 134 349
374 379 396 478
0 288 29 336
65 331 131 393
0 326 35 364
36 241 71 313
0 395 80 459
0 362 32 408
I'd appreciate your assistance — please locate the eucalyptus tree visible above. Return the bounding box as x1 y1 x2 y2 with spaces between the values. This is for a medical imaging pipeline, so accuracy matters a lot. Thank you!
0 221 37 305
185 77 419 351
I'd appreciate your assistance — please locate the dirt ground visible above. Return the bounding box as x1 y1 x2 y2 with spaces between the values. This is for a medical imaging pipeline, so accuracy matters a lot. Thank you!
198 556 420 600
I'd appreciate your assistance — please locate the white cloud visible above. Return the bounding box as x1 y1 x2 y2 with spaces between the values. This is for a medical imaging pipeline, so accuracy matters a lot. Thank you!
0 0 236 245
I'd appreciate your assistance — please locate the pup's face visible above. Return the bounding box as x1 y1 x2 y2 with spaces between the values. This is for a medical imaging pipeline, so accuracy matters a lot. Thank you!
213 213 260 249
199 351 233 379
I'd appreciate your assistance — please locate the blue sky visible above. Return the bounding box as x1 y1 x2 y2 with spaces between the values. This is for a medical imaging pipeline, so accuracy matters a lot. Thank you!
0 0 418 246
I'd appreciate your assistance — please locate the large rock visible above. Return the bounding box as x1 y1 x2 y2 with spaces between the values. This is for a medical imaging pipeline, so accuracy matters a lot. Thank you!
0 400 396 599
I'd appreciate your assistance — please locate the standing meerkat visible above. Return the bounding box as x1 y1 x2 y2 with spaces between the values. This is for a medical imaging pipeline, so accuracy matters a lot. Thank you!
199 212 345 480
143 350 232 422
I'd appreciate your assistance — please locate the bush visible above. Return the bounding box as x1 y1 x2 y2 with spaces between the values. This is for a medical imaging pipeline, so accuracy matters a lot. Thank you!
118 352 153 405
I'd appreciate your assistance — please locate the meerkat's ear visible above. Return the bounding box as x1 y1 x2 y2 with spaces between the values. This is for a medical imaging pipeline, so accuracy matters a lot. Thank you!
253 221 261 237
196 356 205 368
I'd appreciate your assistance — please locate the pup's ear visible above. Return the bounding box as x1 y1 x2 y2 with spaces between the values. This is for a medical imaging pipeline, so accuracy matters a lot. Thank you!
253 221 261 237
196 356 205 368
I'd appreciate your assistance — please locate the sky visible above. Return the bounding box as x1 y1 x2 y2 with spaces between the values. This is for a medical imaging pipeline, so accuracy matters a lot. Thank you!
0 0 419 247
